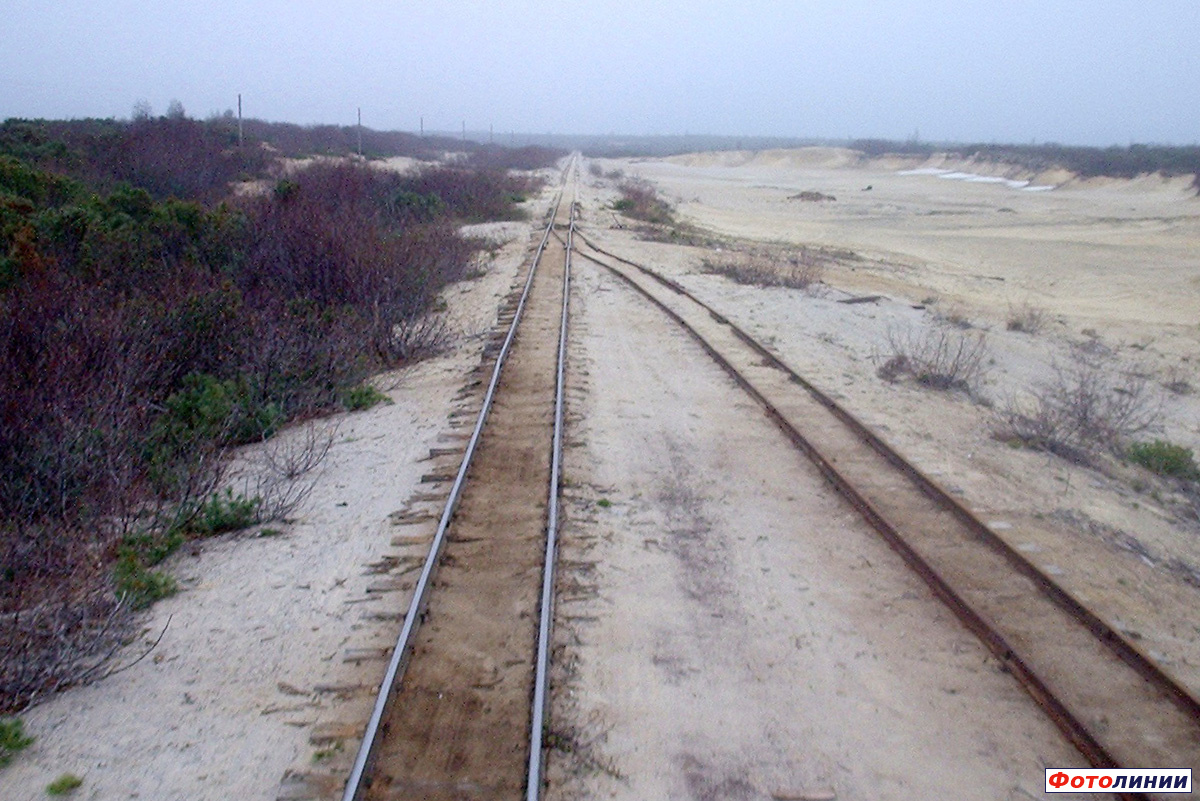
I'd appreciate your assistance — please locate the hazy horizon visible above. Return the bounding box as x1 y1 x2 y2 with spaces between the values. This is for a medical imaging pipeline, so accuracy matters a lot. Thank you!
3 0 1197 148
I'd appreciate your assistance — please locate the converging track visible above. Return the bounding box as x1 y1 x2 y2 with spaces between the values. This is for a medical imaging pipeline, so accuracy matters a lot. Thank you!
571 232 1200 798
341 160 578 801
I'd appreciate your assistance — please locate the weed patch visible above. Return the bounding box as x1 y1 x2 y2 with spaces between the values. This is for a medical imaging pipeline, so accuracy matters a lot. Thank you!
46 773 83 795
113 551 178 610
0 716 33 767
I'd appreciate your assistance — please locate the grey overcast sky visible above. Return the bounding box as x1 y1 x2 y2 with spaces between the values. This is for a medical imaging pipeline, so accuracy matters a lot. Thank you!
2 0 1197 146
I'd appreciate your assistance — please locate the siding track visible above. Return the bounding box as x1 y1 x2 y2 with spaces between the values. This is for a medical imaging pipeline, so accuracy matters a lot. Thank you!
572 231 1200 800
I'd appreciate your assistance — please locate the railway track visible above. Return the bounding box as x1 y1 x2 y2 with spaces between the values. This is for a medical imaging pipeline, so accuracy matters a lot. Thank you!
340 160 577 801
571 230 1200 799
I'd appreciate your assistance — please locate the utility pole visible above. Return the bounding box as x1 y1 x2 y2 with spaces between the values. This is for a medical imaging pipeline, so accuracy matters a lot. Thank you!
461 120 466 142
237 94 243 147
357 107 363 156
420 116 424 137
489 124 493 145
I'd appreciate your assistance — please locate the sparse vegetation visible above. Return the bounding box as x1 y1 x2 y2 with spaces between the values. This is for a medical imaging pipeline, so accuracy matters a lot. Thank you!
877 326 990 394
997 347 1160 463
700 250 825 291
612 179 674 225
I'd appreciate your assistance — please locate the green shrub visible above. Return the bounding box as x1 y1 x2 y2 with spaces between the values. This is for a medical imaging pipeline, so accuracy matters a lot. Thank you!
340 384 392 411
145 374 284 493
0 716 34 768
1126 440 1200 480
189 489 259 536
46 773 83 795
389 190 445 222
113 550 178 609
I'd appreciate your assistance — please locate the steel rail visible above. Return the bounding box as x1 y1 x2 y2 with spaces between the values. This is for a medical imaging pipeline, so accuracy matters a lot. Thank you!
576 231 1200 724
340 174 569 801
525 169 577 801
572 237 1198 801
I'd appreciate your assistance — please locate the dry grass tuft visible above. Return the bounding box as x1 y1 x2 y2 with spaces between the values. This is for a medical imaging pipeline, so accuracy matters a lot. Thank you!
1006 300 1050 334
700 249 827 292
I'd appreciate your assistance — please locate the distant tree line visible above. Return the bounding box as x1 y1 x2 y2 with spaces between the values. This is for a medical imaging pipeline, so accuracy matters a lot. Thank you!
851 138 1200 185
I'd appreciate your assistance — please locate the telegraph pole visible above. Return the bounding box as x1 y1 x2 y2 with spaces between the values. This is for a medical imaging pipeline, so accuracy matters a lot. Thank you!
357 107 363 156
237 94 243 147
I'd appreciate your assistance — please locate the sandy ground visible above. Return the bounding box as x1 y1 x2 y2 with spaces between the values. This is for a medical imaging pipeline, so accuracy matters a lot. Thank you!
566 149 1200 746
546 260 1090 800
1 212 544 801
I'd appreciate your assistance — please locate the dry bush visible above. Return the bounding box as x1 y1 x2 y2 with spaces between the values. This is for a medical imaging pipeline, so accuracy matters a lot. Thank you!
612 179 674 225
1006 300 1050 334
241 421 336 524
997 346 1161 462
932 304 975 330
877 325 991 393
1 585 127 713
394 165 537 222
1 156 483 711
700 251 825 291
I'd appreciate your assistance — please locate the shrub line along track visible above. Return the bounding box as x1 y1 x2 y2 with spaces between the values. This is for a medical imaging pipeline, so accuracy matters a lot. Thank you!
341 159 577 801
572 231 1200 800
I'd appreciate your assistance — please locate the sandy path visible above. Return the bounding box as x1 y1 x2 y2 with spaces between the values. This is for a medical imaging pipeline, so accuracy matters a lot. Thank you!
546 258 1089 800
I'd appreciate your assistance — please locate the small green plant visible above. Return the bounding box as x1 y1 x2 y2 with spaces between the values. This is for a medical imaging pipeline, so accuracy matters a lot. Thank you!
190 489 259 536
596 498 612 508
46 773 83 795
0 717 35 768
1127 440 1200 480
312 741 343 762
113 550 178 609
339 383 392 411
